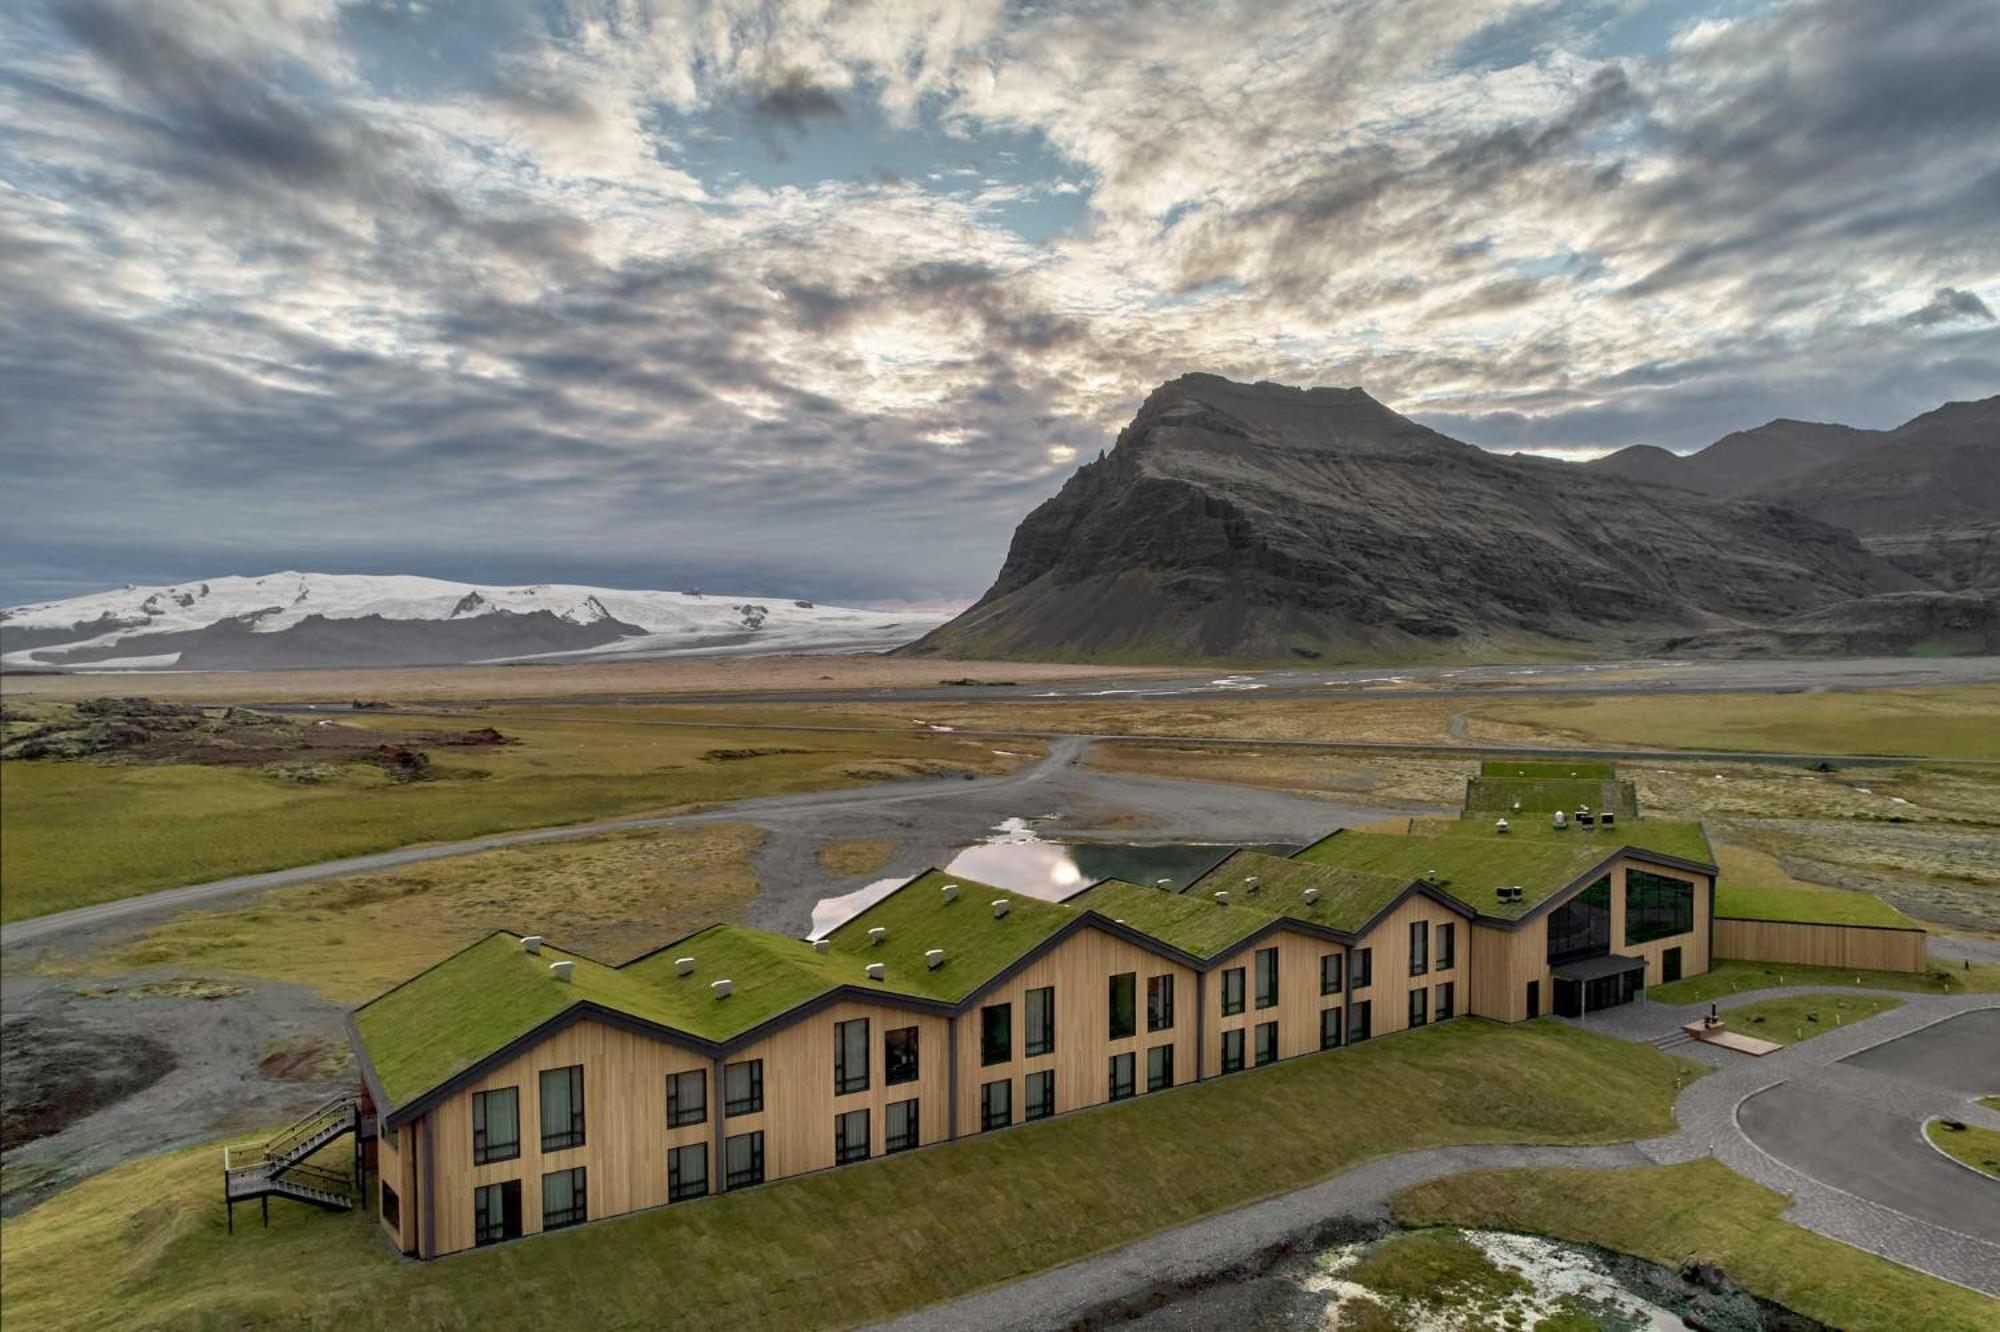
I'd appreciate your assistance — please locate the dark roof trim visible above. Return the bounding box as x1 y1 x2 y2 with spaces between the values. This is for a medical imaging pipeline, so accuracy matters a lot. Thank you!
1477 846 1718 930
345 1009 392 1118
1349 880 1480 936
1288 828 1346 859
1714 915 1928 935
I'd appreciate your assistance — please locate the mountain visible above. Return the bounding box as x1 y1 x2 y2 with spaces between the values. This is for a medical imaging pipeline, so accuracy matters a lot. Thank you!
905 373 1932 664
1592 419 1881 493
0 573 948 671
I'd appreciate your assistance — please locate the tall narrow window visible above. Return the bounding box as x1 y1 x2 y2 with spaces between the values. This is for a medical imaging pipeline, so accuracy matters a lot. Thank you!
981 1002 1013 1066
834 1017 870 1095
1221 967 1246 1016
885 1098 920 1153
1147 974 1176 1031
540 1065 585 1151
1147 1042 1174 1092
1255 947 1280 1009
1109 972 1137 1040
724 1131 764 1188
1436 923 1456 971
835 1108 870 1165
981 1078 1012 1131
723 1059 763 1117
666 1069 706 1129
1436 981 1455 1021
1408 987 1428 1029
1352 948 1373 988
1408 921 1429 977
1255 1020 1279 1066
1320 1006 1342 1050
541 1166 587 1230
1024 986 1055 1057
885 1026 920 1085
1320 952 1343 995
667 1143 707 1201
473 1179 522 1246
1024 1069 1055 1121
1351 999 1372 1042
382 1183 401 1230
1221 1028 1246 1073
472 1087 520 1165
1108 1052 1136 1101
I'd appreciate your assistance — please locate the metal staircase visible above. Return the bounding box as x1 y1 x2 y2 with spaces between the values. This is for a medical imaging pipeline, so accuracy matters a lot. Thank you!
223 1094 361 1231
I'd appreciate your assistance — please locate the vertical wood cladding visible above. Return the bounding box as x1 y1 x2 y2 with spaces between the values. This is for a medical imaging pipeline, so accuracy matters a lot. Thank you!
1347 896 1466 1039
1204 929 1345 1067
1713 918 1925 972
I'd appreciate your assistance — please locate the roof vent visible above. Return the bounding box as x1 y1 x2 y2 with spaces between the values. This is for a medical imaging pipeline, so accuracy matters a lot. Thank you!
1303 888 1320 905
549 960 574 983
1214 890 1231 906
992 899 1010 919
940 883 960 903
520 935 544 955
812 938 830 954
711 978 733 1000
1600 812 1616 828
1244 877 1260 892
675 956 697 977
1553 810 1568 828
869 926 888 946
925 948 946 970
866 962 886 981
1495 818 1510 833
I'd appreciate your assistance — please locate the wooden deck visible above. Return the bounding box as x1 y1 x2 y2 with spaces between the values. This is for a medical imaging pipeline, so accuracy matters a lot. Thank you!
1684 1019 1783 1056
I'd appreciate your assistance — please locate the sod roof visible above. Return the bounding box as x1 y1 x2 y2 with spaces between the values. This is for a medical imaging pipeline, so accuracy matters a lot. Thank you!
1063 877 1278 958
1480 759 1615 780
1189 851 1439 934
821 869 1077 1003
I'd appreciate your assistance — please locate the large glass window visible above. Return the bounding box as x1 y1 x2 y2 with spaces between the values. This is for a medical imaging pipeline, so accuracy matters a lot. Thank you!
540 1065 585 1151
472 1087 519 1165
1254 1020 1279 1066
1221 967 1246 1016
1147 1042 1174 1092
1320 952 1343 995
723 1059 763 1117
1108 1052 1136 1101
1547 875 1612 963
981 1078 1012 1131
981 1002 1013 1066
1320 1006 1342 1050
1436 923 1456 971
473 1179 521 1246
1109 972 1138 1040
1625 870 1695 945
1024 1070 1055 1121
1408 921 1429 976
668 1143 707 1201
835 1108 870 1165
1221 1028 1246 1073
885 1026 920 1086
541 1166 586 1230
1147 974 1175 1032
666 1069 706 1128
1408 987 1428 1029
1352 948 1373 988
724 1131 764 1189
1255 947 1280 1009
1024 987 1055 1057
885 1098 920 1153
835 1017 870 1095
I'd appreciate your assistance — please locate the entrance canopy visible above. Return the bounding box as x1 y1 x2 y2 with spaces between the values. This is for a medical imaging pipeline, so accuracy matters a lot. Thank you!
1551 952 1646 983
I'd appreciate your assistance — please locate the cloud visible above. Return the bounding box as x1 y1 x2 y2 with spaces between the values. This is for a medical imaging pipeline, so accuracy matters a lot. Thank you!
1904 287 1995 327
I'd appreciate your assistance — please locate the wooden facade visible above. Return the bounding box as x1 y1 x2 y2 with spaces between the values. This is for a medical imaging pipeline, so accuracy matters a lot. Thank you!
1347 895 1468 1039
1204 928 1344 1068
1714 918 1927 973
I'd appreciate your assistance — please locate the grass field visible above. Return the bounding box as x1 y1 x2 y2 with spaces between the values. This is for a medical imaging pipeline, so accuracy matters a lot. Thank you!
0 1020 1699 1332
1710 842 1916 927
1083 741 1470 805
1391 1159 1998 1332
1926 1120 2000 1179
1706 992 1903 1045
1650 959 2000 1005
0 713 1029 922
813 837 897 877
51 822 766 1004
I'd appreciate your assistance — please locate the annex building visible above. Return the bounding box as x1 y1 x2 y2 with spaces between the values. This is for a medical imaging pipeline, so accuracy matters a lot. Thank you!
347 762 1714 1257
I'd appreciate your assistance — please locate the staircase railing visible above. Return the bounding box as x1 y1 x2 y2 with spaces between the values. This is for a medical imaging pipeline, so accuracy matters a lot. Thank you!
262 1094 357 1168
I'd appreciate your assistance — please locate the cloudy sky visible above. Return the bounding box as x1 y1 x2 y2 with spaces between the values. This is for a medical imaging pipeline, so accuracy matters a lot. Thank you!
3 0 1996 607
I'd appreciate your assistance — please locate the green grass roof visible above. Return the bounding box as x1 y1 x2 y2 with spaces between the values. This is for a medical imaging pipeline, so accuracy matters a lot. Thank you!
1064 877 1277 958
1480 759 1615 780
821 869 1076 1003
1190 851 1428 934
1464 777 1638 816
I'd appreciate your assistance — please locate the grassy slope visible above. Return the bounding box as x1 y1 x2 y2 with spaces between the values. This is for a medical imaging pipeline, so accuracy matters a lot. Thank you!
1391 1159 1998 1332
1650 958 2000 1005
2 1021 1698 1332
1710 841 1917 927
1707 992 1903 1045
814 838 897 877
0 714 1028 921
1926 1121 2000 1179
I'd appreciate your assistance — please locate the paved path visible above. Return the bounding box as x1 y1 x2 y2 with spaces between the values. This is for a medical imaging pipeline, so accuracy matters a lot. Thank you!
878 990 2000 1331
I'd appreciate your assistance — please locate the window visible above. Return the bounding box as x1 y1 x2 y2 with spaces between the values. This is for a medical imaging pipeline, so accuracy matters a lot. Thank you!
724 1131 764 1188
885 1098 919 1153
1351 1000 1372 1042
472 1087 520 1165
1352 947 1373 988
981 1078 1012 1131
1435 982 1455 1021
1255 1020 1279 1066
723 1059 763 1117
1408 987 1429 1029
835 1017 870 1095
1024 986 1055 1057
540 1065 585 1151
1109 1052 1136 1101
381 1183 400 1230
1147 974 1176 1032
1320 1006 1342 1050
1320 952 1343 995
1408 921 1429 976
668 1143 707 1201
1625 869 1695 945
1255 947 1280 1009
1548 875 1612 963
981 1002 1012 1066
666 1069 706 1129
1024 1070 1055 1121
1221 967 1246 1016
1109 972 1137 1040
885 1026 920 1086
1147 1042 1174 1092
541 1166 586 1230
1436 923 1456 972
835 1108 870 1165
1221 1028 1246 1073
473 1179 521 1246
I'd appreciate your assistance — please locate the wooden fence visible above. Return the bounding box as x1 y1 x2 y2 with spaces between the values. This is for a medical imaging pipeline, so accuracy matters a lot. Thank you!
1714 917 1928 974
